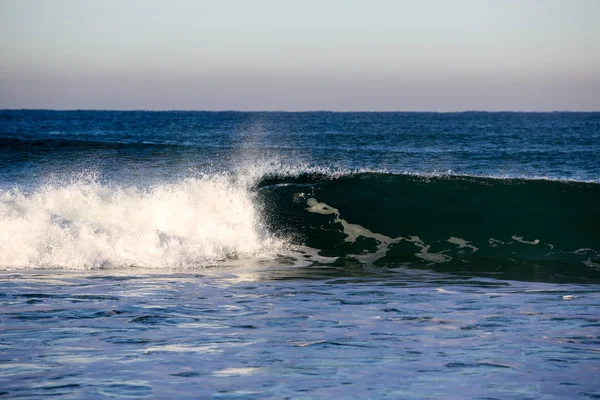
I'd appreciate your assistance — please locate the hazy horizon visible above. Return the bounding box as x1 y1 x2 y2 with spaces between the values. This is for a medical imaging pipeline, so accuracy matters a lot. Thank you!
1 0 599 111
3 109 600 113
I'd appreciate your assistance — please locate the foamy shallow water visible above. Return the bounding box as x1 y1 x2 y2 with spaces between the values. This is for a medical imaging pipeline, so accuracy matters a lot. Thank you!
1 266 599 399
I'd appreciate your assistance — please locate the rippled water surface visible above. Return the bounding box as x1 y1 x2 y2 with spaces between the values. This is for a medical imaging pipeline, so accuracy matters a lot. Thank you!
2 266 599 399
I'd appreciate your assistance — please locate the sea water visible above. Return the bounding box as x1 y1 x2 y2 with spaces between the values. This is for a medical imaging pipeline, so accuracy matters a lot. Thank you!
1 111 599 398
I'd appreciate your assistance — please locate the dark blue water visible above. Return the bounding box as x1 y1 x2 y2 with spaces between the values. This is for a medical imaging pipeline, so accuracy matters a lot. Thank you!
2 111 599 188
1 111 599 398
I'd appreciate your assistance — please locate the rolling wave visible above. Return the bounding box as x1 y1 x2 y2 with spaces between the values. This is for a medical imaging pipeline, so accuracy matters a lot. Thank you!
257 172 600 281
1 169 599 281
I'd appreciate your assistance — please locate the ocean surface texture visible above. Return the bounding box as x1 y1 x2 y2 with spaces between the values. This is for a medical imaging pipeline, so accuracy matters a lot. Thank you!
1 111 599 398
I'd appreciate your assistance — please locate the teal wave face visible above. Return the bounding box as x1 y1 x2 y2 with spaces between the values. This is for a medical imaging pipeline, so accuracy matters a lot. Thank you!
257 173 600 282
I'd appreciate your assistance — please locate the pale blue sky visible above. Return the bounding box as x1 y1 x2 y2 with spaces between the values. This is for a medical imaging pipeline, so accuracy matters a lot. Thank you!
1 0 599 110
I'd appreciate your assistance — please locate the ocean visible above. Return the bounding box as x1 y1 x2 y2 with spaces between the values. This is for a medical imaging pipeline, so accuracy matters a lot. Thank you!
1 110 599 398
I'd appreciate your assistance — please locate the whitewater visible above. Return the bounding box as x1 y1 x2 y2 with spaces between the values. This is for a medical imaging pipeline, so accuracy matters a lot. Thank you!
0 174 283 269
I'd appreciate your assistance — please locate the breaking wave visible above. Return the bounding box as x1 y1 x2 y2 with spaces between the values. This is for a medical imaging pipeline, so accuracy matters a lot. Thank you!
0 174 283 270
1 169 599 281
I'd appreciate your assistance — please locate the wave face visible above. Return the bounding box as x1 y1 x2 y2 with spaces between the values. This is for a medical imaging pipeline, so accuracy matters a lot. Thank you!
0 175 282 270
258 172 600 281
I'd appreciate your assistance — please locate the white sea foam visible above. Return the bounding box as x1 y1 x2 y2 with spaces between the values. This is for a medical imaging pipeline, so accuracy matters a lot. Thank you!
0 175 284 270
305 198 452 265
511 236 540 245
448 237 478 252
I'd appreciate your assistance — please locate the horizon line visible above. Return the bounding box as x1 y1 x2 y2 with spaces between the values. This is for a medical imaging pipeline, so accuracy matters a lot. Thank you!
2 108 600 113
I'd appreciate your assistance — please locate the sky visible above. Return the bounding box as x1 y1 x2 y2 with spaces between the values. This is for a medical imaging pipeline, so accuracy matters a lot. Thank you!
1 0 599 111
